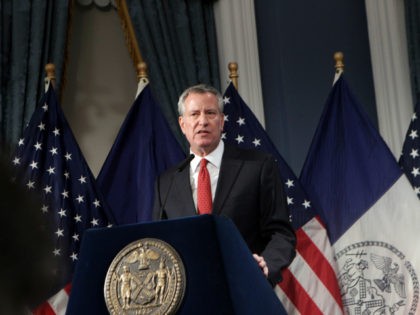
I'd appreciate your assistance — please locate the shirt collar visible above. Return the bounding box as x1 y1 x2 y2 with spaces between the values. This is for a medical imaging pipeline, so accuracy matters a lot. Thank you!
190 140 224 172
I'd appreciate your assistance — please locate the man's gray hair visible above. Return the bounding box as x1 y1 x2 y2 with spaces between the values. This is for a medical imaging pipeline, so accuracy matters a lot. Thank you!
177 84 224 116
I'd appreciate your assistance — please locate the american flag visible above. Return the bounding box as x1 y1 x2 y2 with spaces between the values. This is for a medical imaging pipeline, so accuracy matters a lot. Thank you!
399 102 420 196
11 83 115 314
222 82 343 314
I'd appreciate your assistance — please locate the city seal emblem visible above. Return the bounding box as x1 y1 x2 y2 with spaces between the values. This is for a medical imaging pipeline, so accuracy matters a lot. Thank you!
335 241 419 315
104 238 186 314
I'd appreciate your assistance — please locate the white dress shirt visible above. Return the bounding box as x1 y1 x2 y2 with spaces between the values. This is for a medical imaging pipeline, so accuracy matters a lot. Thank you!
189 140 224 211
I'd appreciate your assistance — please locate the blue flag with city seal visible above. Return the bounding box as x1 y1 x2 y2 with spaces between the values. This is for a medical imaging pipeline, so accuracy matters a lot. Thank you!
300 75 420 314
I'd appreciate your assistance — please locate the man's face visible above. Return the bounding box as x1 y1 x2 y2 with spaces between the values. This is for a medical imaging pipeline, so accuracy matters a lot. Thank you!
179 92 224 156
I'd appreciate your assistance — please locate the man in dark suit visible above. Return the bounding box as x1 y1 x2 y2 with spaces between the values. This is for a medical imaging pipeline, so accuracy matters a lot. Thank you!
153 84 296 286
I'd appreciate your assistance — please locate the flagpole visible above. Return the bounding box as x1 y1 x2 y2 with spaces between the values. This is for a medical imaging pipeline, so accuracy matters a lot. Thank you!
116 0 143 68
333 52 344 85
228 62 239 90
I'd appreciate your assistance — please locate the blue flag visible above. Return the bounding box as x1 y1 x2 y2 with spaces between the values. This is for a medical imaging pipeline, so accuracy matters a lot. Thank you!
96 84 185 224
399 102 420 197
222 82 342 314
11 84 115 313
300 76 420 314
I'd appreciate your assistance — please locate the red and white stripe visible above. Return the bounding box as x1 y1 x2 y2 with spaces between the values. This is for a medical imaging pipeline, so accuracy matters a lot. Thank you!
33 283 72 315
276 216 343 314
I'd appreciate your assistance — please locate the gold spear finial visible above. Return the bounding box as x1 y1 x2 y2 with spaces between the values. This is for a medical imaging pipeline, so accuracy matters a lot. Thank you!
334 52 344 74
44 63 56 90
333 52 344 85
137 62 148 84
228 62 238 90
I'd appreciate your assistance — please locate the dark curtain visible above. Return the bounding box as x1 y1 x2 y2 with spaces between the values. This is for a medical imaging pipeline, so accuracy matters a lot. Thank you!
126 0 220 149
0 0 71 152
405 0 420 104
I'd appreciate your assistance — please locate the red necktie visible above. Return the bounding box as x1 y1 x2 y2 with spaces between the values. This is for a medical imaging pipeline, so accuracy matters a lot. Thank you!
197 158 212 214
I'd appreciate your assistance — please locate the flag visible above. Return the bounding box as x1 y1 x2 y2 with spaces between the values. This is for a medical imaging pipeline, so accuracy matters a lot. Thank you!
222 82 343 314
399 102 420 197
300 76 420 314
11 84 115 314
96 83 185 224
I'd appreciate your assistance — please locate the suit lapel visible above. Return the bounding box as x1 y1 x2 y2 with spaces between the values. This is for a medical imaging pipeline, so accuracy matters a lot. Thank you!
213 146 243 215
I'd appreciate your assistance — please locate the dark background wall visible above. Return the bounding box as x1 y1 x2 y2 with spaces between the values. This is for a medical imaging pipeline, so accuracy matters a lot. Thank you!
254 1 377 175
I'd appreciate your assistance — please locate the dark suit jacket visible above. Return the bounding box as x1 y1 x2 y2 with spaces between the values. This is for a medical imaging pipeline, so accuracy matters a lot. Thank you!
153 144 296 285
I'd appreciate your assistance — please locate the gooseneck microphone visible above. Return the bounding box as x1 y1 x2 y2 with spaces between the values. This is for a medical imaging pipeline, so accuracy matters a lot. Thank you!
176 153 195 172
159 154 195 219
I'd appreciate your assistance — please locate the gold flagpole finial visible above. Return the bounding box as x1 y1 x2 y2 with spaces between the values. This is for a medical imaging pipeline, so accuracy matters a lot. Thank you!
228 62 238 90
334 52 344 74
137 62 148 83
333 52 344 85
44 63 56 90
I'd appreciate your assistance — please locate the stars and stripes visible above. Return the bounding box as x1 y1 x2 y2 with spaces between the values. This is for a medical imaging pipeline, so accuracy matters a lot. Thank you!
222 82 343 314
400 104 420 195
12 84 114 314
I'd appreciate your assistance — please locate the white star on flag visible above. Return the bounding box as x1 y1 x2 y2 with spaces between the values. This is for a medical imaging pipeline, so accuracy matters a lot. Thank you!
58 208 67 217
76 195 84 203
237 117 245 126
41 205 49 213
91 218 99 226
409 129 418 140
50 147 58 155
78 175 87 184
26 180 35 189
34 142 42 150
93 199 101 208
410 149 419 159
55 228 64 238
44 185 52 194
252 138 261 147
235 135 244 144
285 179 294 188
70 253 78 261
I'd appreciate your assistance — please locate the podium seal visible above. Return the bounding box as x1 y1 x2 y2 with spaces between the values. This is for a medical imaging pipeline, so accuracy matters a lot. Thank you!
104 238 186 314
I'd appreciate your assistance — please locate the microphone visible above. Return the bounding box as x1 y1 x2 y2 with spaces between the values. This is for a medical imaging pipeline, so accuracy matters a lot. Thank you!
159 154 195 219
177 153 195 172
